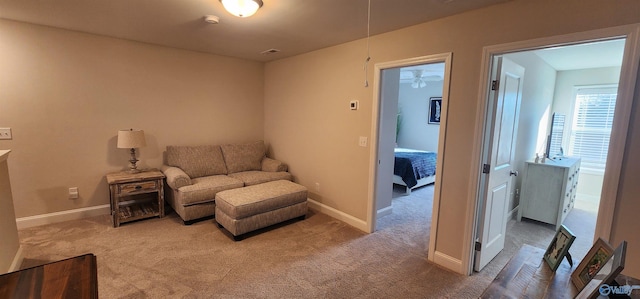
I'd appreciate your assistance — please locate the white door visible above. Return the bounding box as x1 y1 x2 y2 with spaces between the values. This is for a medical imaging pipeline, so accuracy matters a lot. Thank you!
474 57 525 271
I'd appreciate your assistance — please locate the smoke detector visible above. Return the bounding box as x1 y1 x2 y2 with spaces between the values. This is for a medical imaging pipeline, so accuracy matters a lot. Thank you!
204 15 220 24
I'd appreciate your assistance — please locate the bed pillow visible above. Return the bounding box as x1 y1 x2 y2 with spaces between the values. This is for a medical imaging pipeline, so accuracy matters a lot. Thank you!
166 145 228 178
220 141 265 174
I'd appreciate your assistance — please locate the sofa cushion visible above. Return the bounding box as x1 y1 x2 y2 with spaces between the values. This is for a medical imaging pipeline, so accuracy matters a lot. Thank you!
220 141 265 174
228 171 293 186
177 175 243 206
166 145 228 178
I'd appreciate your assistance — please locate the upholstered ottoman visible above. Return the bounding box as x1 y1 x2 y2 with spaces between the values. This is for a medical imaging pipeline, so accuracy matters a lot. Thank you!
215 180 308 240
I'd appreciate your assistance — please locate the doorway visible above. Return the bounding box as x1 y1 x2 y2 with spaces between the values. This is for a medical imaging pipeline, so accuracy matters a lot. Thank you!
469 24 640 274
367 53 452 262
375 63 445 236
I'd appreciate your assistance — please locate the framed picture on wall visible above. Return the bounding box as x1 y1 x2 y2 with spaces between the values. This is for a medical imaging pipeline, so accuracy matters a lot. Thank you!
428 97 442 124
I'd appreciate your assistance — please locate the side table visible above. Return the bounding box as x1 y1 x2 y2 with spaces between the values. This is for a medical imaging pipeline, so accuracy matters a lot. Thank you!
106 169 165 227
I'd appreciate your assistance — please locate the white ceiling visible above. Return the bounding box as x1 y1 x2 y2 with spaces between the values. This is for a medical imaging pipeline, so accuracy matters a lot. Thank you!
532 39 625 70
0 0 512 62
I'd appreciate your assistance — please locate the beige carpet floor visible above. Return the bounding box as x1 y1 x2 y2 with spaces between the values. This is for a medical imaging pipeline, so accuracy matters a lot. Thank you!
17 185 596 298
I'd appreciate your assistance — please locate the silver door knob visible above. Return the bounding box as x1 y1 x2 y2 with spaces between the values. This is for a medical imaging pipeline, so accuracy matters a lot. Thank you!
510 170 519 176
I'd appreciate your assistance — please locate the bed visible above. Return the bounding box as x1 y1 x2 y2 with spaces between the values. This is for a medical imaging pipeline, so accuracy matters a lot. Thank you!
393 148 437 194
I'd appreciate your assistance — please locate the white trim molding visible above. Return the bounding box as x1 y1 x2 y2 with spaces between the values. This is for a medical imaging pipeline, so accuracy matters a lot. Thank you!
8 246 23 273
16 204 111 229
433 251 464 273
307 198 368 232
377 206 393 219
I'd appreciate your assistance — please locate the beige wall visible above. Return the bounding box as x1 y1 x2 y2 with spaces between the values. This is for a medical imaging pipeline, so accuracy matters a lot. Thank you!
0 19 264 218
264 0 640 275
0 151 20 273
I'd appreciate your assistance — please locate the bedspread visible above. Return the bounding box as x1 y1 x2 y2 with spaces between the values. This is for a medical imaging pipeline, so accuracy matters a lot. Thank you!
394 150 437 188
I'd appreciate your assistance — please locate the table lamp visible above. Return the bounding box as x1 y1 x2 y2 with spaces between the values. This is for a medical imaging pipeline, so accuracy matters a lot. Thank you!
117 129 146 173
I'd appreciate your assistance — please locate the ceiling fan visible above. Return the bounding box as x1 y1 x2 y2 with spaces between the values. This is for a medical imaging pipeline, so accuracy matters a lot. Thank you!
410 70 443 88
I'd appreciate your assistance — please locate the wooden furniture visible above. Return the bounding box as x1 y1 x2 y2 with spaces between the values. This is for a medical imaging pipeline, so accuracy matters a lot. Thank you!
481 244 578 298
517 157 580 230
0 254 98 298
106 169 165 227
481 244 640 298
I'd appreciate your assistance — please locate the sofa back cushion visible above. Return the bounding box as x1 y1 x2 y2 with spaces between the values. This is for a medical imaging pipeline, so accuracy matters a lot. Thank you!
221 141 265 174
166 145 228 178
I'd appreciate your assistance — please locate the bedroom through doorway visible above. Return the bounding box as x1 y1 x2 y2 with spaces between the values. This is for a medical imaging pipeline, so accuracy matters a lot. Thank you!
373 59 447 250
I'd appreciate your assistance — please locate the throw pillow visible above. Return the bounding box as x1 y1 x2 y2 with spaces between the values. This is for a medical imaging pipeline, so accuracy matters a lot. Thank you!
220 141 265 174
166 145 227 178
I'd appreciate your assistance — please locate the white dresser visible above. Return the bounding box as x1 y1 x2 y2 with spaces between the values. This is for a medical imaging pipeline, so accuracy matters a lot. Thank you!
517 157 581 230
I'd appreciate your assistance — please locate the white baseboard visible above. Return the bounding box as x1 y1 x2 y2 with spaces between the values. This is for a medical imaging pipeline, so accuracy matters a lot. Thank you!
16 204 111 229
377 206 393 218
307 198 368 232
433 250 464 274
508 206 519 221
8 246 23 272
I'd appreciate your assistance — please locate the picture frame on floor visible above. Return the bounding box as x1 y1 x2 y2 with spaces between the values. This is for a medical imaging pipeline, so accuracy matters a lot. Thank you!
575 241 627 299
571 238 615 292
543 224 576 271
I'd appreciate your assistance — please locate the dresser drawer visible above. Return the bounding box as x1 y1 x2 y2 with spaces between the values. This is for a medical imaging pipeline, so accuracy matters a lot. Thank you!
119 181 157 194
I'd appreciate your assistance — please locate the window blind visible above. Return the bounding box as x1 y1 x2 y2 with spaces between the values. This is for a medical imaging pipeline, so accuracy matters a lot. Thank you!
568 86 617 170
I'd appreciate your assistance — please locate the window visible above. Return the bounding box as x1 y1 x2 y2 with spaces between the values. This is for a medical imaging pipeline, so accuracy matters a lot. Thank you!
568 86 617 171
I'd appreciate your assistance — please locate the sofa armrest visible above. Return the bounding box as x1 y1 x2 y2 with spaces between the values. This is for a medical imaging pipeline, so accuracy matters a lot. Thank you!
161 165 192 189
261 157 288 172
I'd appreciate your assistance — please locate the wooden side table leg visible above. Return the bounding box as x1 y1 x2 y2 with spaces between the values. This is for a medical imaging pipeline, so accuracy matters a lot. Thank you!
109 184 119 227
158 178 165 218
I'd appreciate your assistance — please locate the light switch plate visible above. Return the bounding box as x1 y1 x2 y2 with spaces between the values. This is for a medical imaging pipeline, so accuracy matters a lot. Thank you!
0 128 11 140
359 136 368 147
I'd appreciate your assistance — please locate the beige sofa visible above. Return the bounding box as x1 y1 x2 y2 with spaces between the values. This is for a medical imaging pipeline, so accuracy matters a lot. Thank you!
161 141 293 225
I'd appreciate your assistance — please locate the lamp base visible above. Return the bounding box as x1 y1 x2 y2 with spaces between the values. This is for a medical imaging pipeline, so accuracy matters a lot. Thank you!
128 148 141 173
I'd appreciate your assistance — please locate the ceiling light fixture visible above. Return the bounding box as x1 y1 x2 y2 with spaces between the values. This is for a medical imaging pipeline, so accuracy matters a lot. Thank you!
220 0 263 18
411 70 427 88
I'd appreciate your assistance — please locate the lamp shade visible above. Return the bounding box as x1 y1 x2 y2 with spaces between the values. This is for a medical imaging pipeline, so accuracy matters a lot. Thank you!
117 129 146 149
220 0 263 17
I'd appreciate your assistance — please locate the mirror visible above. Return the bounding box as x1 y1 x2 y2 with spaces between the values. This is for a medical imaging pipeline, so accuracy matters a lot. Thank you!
546 113 566 158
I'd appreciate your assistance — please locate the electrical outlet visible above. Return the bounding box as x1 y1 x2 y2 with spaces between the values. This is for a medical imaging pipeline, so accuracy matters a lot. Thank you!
315 183 320 192
69 187 79 199
0 128 12 140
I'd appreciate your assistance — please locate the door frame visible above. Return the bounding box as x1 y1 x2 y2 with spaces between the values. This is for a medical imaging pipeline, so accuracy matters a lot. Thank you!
366 53 452 262
465 24 640 274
